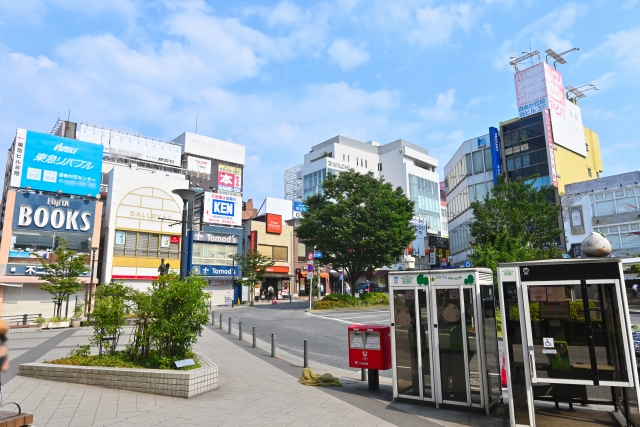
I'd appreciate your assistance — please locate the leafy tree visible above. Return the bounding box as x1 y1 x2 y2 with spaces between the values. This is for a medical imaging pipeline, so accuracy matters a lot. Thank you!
36 238 89 318
468 175 562 279
296 170 415 295
234 251 274 306
148 273 210 360
91 281 128 356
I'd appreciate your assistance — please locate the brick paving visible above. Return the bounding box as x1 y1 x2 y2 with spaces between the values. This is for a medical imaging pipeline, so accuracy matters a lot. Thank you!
1 326 507 426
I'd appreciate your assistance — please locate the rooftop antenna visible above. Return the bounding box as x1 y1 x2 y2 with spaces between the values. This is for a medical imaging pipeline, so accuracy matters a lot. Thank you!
565 83 598 104
67 109 71 122
509 49 541 71
545 47 579 69
195 113 198 134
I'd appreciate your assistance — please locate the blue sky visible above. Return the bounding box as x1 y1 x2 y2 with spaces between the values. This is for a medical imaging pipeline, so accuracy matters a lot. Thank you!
0 0 638 203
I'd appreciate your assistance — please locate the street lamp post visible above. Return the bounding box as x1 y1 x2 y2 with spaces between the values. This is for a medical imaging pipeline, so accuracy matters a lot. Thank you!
172 189 198 281
87 246 99 317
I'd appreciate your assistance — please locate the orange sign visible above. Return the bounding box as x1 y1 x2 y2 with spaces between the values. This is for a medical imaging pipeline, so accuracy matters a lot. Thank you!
266 213 282 234
265 266 289 273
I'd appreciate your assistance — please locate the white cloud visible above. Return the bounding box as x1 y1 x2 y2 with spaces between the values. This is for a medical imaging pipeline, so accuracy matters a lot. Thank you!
266 0 306 26
622 0 638 10
328 39 370 70
466 94 494 107
586 29 640 76
418 89 458 122
408 3 474 47
494 3 585 69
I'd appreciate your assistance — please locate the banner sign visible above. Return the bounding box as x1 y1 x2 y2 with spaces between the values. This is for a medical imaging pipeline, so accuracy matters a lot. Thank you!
266 213 282 234
542 109 558 188
13 192 95 233
489 127 502 184
187 156 212 173
191 265 238 277
249 230 258 251
11 129 103 197
410 216 426 257
193 231 239 244
217 164 242 196
203 192 242 226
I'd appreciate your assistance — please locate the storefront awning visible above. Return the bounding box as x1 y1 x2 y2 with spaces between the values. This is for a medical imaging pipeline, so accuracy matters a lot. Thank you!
0 283 23 288
299 272 329 279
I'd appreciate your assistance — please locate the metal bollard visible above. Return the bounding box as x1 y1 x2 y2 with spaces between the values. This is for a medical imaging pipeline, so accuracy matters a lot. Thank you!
361 368 367 381
271 334 276 357
303 340 308 368
228 317 231 334
239 322 243 340
211 311 214 325
219 314 222 329
252 327 256 348
368 369 379 391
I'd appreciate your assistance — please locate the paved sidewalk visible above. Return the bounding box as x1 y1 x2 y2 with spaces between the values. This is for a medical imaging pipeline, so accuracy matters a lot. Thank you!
1 325 507 426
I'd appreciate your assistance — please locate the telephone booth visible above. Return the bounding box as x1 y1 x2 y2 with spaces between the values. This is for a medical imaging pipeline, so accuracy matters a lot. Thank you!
497 258 640 427
389 268 502 413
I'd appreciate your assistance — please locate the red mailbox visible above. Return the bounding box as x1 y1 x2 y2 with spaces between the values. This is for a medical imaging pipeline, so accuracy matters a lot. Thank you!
348 324 392 370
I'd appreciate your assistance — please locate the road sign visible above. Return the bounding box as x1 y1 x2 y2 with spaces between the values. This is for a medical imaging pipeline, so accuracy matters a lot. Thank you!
339 269 343 279
314 251 323 259
307 264 313 272
463 261 472 268
307 252 313 261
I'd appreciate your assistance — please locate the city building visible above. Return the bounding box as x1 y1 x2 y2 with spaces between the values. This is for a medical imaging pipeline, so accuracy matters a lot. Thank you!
563 171 640 259
444 133 497 266
299 135 441 234
0 129 104 315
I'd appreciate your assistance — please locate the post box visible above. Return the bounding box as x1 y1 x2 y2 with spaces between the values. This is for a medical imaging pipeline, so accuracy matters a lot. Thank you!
348 324 391 370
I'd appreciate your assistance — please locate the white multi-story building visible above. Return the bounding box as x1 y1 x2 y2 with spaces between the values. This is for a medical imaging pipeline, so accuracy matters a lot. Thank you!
299 135 442 234
563 171 640 258
444 134 496 266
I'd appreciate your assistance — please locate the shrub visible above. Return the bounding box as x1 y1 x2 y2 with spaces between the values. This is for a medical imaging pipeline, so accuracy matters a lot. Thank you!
360 292 389 306
322 294 360 303
34 316 46 325
91 281 128 356
315 300 359 310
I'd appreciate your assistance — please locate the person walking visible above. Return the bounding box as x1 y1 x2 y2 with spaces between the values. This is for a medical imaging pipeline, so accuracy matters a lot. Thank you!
268 285 274 301
633 283 639 298
345 283 351 295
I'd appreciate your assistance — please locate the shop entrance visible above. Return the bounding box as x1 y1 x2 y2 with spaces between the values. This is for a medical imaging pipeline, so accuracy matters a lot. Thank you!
389 269 502 413
498 258 640 427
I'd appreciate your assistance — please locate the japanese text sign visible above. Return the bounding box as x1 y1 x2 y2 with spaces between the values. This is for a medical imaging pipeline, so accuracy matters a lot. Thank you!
11 129 104 197
203 192 242 226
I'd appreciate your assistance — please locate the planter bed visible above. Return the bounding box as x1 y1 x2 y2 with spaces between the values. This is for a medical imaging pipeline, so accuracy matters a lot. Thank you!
19 352 218 398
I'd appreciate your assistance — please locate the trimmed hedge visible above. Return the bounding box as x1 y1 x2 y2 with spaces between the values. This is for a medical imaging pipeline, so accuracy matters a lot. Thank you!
314 292 389 310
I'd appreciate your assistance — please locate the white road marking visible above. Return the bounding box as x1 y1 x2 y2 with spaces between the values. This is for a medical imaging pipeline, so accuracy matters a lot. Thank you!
306 312 390 324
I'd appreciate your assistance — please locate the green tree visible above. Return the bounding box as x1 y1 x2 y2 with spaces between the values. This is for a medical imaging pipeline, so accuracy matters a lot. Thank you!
36 238 88 317
468 175 562 278
235 251 274 306
296 170 415 295
148 273 210 360
91 281 128 356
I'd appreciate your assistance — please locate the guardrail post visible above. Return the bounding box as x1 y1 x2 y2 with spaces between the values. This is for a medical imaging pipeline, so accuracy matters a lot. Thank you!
271 334 276 357
211 311 214 325
252 327 256 348
219 314 222 329
303 340 308 368
239 322 243 340
22 314 27 325
228 317 231 334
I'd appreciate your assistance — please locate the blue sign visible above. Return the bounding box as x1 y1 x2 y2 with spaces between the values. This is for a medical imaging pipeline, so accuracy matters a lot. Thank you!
489 127 502 184
314 251 322 259
191 265 238 277
339 270 343 279
11 130 103 197
307 264 313 272
13 192 95 233
212 200 234 216
293 201 307 213
562 254 570 259
463 261 473 268
477 136 487 148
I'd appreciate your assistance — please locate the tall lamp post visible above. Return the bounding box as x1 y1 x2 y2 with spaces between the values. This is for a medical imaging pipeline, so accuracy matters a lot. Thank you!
172 189 198 280
87 246 99 317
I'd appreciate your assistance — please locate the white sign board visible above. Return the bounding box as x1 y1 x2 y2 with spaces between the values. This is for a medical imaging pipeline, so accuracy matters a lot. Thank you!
77 124 182 166
514 63 566 121
549 100 587 157
186 156 212 173
265 197 293 221
203 192 242 226
410 216 426 257
172 132 245 166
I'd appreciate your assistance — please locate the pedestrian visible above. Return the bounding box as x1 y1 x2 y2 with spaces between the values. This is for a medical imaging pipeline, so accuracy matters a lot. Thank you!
320 283 325 296
268 285 274 301
633 283 639 298
0 318 8 372
345 283 351 295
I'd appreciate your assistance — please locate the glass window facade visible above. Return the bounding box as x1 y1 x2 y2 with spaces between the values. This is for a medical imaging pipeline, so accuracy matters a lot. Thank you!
409 174 441 232
192 242 237 265
302 168 341 200
10 230 93 259
502 113 549 182
444 147 493 193
449 222 471 255
589 187 640 217
113 231 180 259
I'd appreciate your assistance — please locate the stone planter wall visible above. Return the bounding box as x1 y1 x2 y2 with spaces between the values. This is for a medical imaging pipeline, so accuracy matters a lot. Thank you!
19 353 218 398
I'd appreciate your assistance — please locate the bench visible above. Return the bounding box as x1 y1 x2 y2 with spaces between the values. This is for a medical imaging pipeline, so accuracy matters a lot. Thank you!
0 402 34 427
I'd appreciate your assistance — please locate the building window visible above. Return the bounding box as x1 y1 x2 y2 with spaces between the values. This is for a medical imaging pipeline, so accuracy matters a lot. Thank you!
10 231 93 259
472 150 484 174
586 143 589 152
343 154 345 161
409 174 441 232
378 163 382 171
588 168 592 177
114 231 179 259
302 169 328 200
192 242 236 265
258 244 288 262
365 159 368 168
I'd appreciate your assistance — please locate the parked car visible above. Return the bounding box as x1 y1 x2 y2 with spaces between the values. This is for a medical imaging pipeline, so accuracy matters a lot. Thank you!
357 282 384 293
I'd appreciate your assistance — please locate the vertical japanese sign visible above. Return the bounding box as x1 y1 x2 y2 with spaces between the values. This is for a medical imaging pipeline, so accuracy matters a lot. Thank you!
11 129 104 197
249 230 258 251
489 127 502 184
542 109 558 188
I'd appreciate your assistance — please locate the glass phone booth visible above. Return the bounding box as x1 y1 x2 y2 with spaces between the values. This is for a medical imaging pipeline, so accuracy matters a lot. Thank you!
497 258 640 427
389 268 502 414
